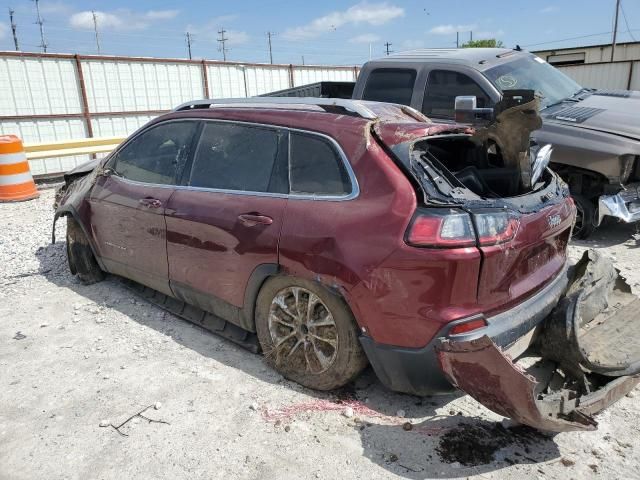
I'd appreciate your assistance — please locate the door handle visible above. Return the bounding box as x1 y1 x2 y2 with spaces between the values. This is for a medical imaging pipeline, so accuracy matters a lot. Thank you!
238 214 273 227
139 197 162 208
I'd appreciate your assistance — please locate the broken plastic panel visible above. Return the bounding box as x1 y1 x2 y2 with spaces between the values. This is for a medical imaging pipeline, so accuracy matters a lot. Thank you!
437 250 640 432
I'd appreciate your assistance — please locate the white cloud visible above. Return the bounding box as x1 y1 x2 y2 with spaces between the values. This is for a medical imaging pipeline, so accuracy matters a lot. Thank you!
145 10 180 20
540 6 558 14
283 2 404 40
429 24 477 35
475 29 505 39
225 30 250 47
70 9 180 31
349 33 381 44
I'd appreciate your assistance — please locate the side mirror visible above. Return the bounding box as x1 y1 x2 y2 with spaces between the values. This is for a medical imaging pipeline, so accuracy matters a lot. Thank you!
454 96 494 125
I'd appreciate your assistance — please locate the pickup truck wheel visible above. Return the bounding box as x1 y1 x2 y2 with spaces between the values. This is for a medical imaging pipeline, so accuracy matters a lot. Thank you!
572 194 596 239
255 277 367 391
66 217 105 284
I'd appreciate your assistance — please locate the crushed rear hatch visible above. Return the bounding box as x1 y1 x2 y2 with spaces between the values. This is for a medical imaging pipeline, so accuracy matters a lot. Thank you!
437 250 640 432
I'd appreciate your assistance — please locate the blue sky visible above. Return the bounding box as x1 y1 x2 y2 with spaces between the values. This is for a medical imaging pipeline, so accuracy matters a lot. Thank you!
0 0 638 65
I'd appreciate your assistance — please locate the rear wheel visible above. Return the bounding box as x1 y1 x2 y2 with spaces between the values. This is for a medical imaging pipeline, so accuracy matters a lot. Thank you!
255 276 367 390
572 194 596 239
66 216 105 284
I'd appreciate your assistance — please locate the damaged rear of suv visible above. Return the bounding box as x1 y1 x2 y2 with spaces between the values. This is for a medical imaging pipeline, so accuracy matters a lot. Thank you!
362 93 639 432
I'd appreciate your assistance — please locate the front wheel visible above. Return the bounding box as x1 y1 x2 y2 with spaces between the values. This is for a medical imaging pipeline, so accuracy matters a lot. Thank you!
572 194 597 239
66 216 105 284
255 276 368 391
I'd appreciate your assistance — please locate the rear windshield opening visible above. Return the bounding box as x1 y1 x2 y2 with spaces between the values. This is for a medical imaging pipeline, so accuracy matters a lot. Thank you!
413 135 551 199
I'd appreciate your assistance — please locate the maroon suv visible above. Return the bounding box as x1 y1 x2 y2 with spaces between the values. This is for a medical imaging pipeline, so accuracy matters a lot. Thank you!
55 98 639 432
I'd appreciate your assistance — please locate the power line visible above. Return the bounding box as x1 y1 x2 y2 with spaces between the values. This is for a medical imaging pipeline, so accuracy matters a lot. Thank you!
384 41 392 55
185 32 194 60
267 31 275 64
8 8 19 51
91 10 100 53
620 0 636 42
33 0 47 53
217 28 229 61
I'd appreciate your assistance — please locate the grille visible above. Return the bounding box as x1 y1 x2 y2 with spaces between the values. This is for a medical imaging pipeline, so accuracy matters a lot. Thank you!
549 106 605 124
593 89 631 98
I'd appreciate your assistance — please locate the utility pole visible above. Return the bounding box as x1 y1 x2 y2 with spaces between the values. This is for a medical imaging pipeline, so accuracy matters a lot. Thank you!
91 10 100 53
217 28 229 61
301 55 305 65
267 31 274 64
384 42 392 55
456 31 459 48
33 0 47 53
470 31 473 42
611 0 621 62
185 32 193 60
9 8 19 51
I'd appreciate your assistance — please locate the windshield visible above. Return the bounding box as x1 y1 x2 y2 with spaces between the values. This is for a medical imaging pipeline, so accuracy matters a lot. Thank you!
485 55 582 109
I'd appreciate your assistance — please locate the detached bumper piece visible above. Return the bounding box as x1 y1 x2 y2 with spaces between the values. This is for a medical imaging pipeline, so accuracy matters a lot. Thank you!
598 183 640 224
437 250 640 432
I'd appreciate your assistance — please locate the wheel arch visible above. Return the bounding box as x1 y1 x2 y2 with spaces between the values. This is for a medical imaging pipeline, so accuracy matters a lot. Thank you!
53 207 106 271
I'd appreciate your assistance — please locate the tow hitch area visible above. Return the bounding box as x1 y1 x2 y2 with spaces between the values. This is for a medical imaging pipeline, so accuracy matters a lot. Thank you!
437 250 640 432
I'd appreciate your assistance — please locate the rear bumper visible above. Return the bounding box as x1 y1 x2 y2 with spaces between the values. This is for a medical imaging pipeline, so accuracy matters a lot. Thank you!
360 262 570 395
598 183 640 224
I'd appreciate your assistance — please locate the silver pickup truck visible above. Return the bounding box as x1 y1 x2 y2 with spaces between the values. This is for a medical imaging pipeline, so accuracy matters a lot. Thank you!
269 48 640 238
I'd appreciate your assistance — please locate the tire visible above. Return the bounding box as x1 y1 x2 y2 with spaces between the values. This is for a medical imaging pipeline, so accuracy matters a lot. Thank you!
255 276 368 391
572 194 596 239
66 216 105 284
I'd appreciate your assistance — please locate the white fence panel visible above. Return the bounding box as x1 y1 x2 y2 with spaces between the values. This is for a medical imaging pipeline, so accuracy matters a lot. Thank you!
91 115 157 138
0 118 88 175
558 63 631 90
244 66 291 96
207 64 248 98
83 60 204 112
293 67 355 87
0 56 81 116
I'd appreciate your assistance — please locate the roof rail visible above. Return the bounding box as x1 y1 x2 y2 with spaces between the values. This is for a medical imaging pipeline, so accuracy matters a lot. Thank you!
172 97 378 120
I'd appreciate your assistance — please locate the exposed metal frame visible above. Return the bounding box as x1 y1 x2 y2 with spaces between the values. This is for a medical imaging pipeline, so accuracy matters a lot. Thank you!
173 98 377 120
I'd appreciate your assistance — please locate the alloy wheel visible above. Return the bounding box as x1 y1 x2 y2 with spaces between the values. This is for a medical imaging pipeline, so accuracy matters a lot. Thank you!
268 286 338 374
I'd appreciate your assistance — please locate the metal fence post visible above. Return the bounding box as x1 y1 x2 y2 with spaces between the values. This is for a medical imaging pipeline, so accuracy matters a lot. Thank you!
201 60 210 97
74 55 94 138
289 64 295 88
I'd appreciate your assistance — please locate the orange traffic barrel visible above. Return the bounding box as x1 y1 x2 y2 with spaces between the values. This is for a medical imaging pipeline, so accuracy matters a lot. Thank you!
0 135 39 202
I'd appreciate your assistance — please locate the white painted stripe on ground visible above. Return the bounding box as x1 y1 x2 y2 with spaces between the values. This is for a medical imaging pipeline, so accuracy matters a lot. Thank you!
0 172 33 185
0 152 28 165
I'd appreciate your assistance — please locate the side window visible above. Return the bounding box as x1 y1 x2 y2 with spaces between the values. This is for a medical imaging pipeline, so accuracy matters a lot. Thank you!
189 122 286 193
422 70 491 119
362 68 417 106
289 133 351 196
113 121 196 185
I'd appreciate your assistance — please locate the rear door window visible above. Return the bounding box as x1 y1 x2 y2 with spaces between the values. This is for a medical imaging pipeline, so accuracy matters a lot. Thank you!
362 68 417 106
289 132 352 196
113 121 197 185
422 70 491 119
188 122 287 194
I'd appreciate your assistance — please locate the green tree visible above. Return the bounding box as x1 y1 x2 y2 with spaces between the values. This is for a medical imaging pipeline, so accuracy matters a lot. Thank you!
461 39 504 48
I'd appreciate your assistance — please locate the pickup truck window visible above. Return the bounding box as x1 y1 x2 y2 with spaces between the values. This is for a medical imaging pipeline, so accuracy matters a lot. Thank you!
362 68 416 106
422 70 490 119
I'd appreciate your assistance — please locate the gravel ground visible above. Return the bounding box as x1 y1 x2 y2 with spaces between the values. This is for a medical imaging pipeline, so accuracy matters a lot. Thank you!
1 188 639 480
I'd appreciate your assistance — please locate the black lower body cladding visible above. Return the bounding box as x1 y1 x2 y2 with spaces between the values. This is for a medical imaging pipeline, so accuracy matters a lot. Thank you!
438 250 640 432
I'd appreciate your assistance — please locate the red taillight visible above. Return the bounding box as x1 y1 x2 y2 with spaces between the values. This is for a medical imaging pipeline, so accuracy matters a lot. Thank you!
407 209 476 248
474 211 520 246
449 317 488 335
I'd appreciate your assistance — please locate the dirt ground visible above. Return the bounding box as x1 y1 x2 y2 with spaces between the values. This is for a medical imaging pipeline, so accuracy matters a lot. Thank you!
1 188 639 480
